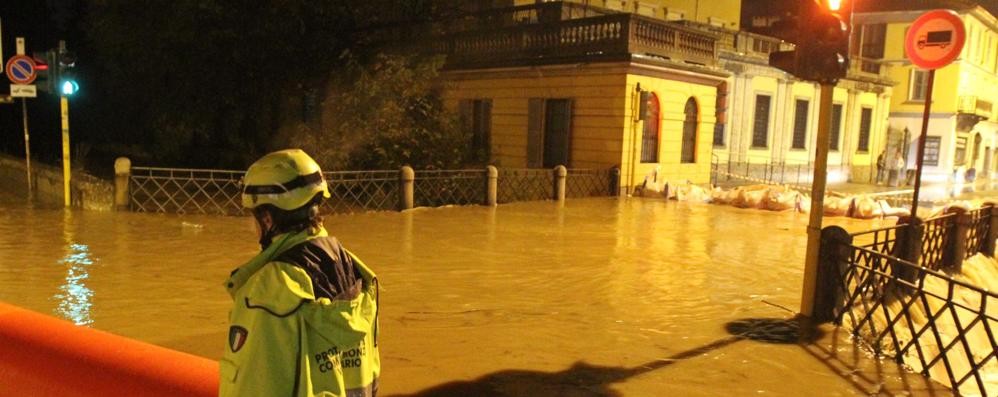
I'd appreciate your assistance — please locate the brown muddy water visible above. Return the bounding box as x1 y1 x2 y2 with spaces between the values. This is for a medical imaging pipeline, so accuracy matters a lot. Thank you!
0 192 952 396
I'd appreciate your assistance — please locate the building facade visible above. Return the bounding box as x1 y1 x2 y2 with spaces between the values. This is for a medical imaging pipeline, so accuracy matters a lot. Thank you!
436 0 898 191
854 0 998 182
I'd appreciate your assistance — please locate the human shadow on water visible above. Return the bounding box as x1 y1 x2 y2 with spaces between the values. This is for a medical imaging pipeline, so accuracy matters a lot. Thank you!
390 318 814 397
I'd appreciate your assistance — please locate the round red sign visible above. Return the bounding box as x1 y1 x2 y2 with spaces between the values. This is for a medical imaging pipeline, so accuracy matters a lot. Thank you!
5 55 37 84
904 9 966 70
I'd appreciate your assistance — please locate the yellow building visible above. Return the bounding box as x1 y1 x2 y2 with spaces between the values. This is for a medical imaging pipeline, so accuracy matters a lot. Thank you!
439 1 734 191
445 1 895 190
854 1 998 182
702 21 895 185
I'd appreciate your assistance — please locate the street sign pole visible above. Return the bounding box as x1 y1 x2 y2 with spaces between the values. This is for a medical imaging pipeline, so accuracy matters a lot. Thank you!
903 9 964 218
61 96 71 207
22 98 32 199
910 69 935 219
801 82 835 317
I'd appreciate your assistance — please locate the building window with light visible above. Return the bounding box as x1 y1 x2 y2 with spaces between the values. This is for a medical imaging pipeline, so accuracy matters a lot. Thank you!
910 70 928 101
791 99 809 150
829 104 843 151
751 94 771 148
640 92 660 163
857 108 872 153
681 97 698 163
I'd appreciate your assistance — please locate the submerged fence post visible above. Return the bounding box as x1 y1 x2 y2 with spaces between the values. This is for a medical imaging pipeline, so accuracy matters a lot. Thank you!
114 157 131 211
610 167 621 196
946 207 971 273
814 226 852 324
399 166 414 211
486 165 498 206
894 216 924 284
984 204 997 256
554 165 567 203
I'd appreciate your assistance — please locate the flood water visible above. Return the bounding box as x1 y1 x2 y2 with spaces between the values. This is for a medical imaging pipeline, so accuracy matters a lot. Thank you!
0 192 952 396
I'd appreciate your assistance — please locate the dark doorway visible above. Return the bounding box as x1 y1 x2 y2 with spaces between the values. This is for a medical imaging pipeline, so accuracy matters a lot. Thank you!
542 99 572 168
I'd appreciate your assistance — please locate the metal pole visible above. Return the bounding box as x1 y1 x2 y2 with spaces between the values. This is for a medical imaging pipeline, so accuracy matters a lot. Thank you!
22 98 32 198
801 83 835 317
910 69 935 220
61 96 71 207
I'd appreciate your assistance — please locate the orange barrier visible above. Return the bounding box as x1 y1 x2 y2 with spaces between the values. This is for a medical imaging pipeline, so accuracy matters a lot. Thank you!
0 301 218 397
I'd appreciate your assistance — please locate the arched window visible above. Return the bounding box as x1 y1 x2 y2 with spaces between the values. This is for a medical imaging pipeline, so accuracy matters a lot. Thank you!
640 92 660 163
681 97 698 163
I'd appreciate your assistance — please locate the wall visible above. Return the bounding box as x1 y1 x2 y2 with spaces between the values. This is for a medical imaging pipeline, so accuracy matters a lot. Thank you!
440 63 629 169
0 154 113 211
622 72 718 187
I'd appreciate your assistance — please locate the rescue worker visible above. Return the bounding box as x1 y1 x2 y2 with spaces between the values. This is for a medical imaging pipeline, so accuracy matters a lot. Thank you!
220 149 380 397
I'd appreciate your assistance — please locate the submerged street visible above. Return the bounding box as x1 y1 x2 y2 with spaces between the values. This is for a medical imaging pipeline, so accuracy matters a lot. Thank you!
0 195 948 396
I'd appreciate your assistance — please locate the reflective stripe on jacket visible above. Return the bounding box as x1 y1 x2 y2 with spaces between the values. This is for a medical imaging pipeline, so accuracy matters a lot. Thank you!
220 227 380 397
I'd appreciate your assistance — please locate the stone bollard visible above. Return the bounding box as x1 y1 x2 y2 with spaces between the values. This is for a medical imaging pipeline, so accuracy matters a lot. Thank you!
610 167 621 196
813 226 853 324
399 166 414 211
486 165 498 206
945 206 972 273
985 204 997 257
113 157 131 211
553 165 567 203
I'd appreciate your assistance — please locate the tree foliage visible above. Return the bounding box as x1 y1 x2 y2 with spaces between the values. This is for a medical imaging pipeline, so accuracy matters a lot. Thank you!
82 0 472 169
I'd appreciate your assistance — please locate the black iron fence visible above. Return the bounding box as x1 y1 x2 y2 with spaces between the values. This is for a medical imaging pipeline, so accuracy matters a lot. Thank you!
127 165 619 216
817 205 998 396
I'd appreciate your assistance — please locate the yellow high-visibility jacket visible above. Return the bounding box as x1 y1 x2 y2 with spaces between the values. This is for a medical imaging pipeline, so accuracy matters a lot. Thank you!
220 227 379 397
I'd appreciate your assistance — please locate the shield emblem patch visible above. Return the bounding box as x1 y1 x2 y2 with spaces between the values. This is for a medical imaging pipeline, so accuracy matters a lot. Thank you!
229 326 249 352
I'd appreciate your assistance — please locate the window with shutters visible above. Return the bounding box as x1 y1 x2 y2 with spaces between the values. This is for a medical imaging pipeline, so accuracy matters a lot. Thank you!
751 94 771 148
527 98 573 168
641 93 660 163
829 104 843 151
860 24 886 59
910 70 928 101
791 99 809 149
857 107 872 153
681 97 698 163
460 99 493 163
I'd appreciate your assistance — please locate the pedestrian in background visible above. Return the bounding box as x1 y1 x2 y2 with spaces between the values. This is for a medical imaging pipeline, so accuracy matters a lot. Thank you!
221 149 380 397
876 151 886 185
892 152 906 187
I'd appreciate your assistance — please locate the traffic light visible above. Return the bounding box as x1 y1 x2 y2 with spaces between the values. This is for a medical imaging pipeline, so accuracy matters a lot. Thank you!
767 0 850 84
32 49 60 94
57 41 79 97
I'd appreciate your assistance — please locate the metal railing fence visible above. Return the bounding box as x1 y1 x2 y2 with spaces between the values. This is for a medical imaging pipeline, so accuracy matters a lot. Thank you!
849 224 904 257
496 168 553 204
323 170 400 214
129 167 244 216
818 205 998 396
826 239 998 396
565 168 614 199
128 165 617 216
413 169 487 207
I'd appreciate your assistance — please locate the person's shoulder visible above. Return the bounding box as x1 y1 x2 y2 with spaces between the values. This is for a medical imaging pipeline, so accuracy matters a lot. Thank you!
241 261 316 316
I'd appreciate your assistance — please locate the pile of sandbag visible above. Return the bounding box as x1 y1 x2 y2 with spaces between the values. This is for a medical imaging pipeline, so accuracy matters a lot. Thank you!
632 167 711 203
710 184 808 212
706 184 913 219
925 199 998 219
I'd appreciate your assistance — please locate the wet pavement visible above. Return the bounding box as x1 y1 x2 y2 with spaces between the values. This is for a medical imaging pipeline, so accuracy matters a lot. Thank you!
0 196 953 396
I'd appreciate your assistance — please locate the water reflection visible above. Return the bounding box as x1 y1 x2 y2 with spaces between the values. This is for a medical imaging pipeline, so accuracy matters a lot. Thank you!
53 211 95 326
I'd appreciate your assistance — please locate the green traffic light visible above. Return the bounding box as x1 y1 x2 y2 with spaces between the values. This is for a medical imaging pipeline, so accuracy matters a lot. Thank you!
61 80 79 96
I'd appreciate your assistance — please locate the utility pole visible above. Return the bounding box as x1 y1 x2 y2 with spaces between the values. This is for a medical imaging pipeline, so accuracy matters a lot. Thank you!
761 0 851 317
800 83 834 316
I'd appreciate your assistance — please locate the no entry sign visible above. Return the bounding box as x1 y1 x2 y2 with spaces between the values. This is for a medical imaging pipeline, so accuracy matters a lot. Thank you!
905 9 966 70
5 55 37 85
